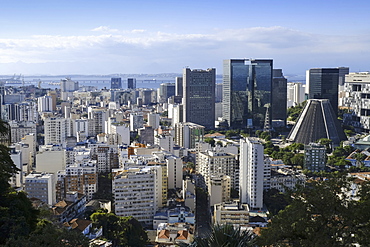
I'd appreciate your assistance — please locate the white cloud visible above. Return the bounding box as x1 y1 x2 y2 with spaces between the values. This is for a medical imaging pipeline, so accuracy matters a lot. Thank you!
91 26 119 33
0 27 369 74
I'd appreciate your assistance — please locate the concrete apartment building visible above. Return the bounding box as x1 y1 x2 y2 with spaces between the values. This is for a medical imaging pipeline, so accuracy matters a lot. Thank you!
208 174 231 207
174 122 204 149
58 160 98 201
197 149 239 190
304 143 327 172
9 120 36 144
44 117 73 147
25 172 56 205
213 202 249 227
113 166 163 226
240 137 265 210
89 144 119 173
343 72 370 131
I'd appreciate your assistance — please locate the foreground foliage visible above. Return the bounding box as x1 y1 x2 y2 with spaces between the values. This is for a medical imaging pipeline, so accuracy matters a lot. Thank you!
90 210 148 246
183 224 256 247
258 174 370 246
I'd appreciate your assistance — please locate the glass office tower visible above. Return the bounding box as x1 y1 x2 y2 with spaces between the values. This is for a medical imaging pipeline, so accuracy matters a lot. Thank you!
223 59 273 129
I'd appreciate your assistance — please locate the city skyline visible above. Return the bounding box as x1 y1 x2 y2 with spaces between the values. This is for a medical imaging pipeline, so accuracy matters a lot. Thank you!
0 0 369 75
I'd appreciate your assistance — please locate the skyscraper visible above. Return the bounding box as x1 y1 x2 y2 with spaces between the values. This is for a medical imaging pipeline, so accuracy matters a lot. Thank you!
271 69 287 125
127 78 136 89
306 67 349 115
183 68 215 129
175 77 183 97
159 83 175 103
111 77 122 89
223 59 273 129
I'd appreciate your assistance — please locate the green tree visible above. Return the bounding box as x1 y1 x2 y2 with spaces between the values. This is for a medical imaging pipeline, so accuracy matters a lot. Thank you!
263 188 290 216
204 137 215 147
317 138 333 153
354 152 367 167
258 175 370 246
290 153 304 168
90 211 148 246
4 220 90 247
0 119 39 244
184 224 256 247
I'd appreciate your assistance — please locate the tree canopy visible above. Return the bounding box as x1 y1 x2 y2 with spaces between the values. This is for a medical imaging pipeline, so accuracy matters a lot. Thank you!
90 210 148 246
258 174 370 246
184 224 256 247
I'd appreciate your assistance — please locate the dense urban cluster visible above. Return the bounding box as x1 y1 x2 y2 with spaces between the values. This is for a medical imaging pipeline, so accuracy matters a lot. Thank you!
1 59 370 246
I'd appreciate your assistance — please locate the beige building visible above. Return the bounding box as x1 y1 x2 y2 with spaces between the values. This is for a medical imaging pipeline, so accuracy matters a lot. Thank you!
197 149 239 190
213 202 249 227
209 174 231 207
113 166 163 226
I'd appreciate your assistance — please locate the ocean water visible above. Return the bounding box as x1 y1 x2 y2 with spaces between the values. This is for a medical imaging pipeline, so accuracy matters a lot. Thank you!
5 75 223 90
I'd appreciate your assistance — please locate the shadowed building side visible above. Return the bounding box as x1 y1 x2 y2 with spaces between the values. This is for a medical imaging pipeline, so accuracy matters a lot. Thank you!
287 99 346 145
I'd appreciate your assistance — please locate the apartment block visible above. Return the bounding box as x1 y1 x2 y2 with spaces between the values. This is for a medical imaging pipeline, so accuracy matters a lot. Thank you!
113 166 162 226
25 172 56 205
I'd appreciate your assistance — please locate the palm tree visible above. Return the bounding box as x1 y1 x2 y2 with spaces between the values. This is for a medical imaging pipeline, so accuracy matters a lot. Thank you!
183 224 256 247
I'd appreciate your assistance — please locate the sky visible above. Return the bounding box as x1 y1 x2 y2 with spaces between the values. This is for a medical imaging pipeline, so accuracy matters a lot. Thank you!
0 0 369 78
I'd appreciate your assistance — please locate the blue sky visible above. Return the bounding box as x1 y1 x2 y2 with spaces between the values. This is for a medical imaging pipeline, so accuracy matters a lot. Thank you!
0 0 369 77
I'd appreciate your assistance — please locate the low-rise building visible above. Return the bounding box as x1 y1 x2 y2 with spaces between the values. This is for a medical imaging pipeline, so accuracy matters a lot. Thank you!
213 202 249 227
52 191 86 223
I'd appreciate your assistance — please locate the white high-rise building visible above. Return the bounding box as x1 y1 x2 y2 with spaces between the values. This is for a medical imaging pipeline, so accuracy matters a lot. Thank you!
25 172 56 205
154 134 174 154
165 155 183 189
37 95 53 112
113 166 162 226
129 112 144 131
88 107 108 136
44 117 73 147
60 78 79 101
343 72 370 131
197 149 239 190
239 137 264 209
75 119 89 142
147 113 160 130
110 122 130 145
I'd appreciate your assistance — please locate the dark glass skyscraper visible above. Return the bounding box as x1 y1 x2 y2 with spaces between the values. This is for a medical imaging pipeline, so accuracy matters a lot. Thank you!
272 69 287 125
127 78 136 89
111 77 122 89
223 59 273 129
306 67 348 115
183 68 215 129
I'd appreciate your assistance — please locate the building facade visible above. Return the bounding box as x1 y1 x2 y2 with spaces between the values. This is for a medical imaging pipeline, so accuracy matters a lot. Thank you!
223 59 273 129
183 68 215 129
25 172 56 205
306 67 349 115
174 122 204 149
113 166 162 226
343 72 370 131
239 137 264 209
197 149 239 190
304 143 327 172
271 69 287 125
111 77 122 89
